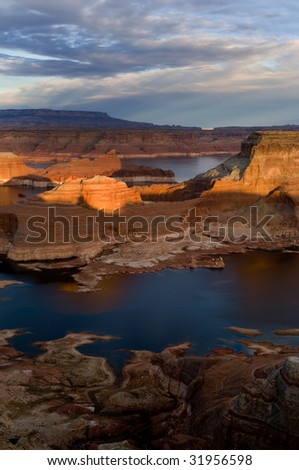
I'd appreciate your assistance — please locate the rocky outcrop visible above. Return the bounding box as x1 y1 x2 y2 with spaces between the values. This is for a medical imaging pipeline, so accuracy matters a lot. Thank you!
197 131 299 191
228 356 299 448
39 155 122 184
0 329 299 449
135 177 211 201
0 152 36 183
0 280 23 289
193 132 299 228
38 175 142 212
38 155 175 185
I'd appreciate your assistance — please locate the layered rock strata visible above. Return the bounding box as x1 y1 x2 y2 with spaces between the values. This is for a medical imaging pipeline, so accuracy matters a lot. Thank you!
0 152 36 183
38 155 175 185
191 132 299 242
38 175 142 212
195 131 299 206
1 329 299 449
0 129 241 164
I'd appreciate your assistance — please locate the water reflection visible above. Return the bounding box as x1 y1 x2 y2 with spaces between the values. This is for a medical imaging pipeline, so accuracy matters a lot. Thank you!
0 186 43 205
0 252 298 372
123 155 228 181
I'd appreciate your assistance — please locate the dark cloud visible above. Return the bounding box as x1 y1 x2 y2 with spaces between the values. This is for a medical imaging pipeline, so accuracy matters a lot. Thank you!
0 0 296 70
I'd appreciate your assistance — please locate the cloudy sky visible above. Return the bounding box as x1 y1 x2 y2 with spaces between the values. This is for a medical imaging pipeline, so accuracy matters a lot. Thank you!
0 0 298 126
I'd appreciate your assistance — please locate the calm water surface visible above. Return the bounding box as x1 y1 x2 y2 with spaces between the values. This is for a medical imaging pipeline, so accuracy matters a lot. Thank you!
0 252 299 371
123 155 228 181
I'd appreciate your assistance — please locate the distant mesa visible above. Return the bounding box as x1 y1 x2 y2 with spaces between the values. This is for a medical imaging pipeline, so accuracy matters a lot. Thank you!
1 109 299 166
0 109 194 130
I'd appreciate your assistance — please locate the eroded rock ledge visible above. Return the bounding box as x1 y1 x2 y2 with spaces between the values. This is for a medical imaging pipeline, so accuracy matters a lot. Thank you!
0 329 299 450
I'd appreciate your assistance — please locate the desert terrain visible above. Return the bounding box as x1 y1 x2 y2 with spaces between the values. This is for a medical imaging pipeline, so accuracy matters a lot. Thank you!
0 117 299 449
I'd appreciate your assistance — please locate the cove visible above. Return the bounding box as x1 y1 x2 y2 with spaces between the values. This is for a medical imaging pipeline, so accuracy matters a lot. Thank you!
1 251 299 372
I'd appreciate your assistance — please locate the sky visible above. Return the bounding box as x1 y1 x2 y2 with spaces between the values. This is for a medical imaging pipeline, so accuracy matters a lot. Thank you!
0 0 298 127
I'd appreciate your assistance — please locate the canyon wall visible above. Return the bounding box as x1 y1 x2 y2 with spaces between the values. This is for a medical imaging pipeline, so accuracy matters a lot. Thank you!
0 152 36 183
0 129 244 164
194 132 299 222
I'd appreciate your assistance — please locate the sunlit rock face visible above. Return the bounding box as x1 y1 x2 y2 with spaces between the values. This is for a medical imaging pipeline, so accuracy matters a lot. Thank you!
0 152 35 183
39 155 175 185
194 132 299 219
38 175 142 212
40 155 123 184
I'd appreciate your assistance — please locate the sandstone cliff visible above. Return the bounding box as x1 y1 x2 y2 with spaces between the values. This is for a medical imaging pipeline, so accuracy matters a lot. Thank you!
0 152 36 183
0 129 241 164
194 132 299 222
38 175 142 212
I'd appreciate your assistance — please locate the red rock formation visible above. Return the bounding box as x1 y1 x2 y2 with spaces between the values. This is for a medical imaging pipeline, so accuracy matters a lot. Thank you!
40 155 122 183
39 155 174 184
39 175 142 212
195 131 299 218
1 329 299 450
136 182 197 201
0 129 240 164
0 152 35 183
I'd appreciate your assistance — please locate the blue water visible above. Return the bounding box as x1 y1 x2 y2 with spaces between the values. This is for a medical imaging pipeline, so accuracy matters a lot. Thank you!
123 155 228 181
1 252 299 371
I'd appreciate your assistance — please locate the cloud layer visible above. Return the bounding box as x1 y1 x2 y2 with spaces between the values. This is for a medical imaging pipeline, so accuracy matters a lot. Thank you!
0 0 298 126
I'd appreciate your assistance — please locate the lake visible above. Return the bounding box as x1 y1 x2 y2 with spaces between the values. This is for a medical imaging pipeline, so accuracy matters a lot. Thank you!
123 155 228 181
1 252 299 372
